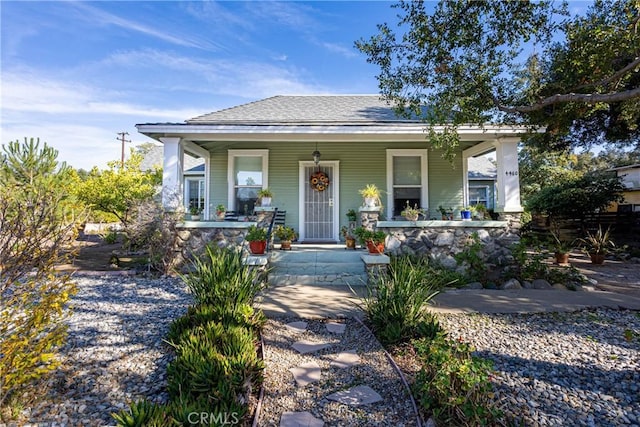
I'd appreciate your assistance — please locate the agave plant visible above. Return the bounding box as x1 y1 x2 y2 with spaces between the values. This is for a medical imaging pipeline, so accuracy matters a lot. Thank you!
578 226 615 255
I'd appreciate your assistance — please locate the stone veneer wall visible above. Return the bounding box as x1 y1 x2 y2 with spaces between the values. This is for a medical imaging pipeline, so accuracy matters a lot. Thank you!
172 224 252 269
377 218 521 270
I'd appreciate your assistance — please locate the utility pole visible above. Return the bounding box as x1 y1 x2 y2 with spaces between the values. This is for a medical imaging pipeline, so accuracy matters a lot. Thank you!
116 132 130 168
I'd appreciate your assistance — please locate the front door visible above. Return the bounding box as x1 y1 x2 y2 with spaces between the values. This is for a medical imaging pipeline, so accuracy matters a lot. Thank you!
299 161 339 242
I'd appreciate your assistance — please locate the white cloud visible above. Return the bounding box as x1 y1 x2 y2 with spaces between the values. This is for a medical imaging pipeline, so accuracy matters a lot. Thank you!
69 2 224 52
1 70 201 120
101 49 326 98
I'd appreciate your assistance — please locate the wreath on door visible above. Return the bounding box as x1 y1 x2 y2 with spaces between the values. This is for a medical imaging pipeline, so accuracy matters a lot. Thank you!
310 171 330 192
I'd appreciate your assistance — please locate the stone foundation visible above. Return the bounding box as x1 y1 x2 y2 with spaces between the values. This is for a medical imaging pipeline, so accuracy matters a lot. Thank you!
171 222 256 270
377 219 520 270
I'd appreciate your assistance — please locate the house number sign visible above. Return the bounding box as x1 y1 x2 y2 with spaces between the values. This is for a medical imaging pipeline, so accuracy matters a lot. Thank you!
505 170 518 176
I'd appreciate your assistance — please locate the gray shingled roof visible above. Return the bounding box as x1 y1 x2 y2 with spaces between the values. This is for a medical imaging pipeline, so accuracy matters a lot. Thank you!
187 95 423 124
468 156 497 179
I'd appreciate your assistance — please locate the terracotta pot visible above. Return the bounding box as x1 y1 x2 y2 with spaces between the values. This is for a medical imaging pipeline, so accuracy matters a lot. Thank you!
345 237 356 250
280 240 292 251
555 252 570 264
589 253 606 265
366 240 385 255
249 240 267 255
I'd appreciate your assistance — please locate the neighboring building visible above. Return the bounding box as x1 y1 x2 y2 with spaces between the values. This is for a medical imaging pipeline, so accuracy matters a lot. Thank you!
608 164 640 212
137 95 526 242
467 155 496 209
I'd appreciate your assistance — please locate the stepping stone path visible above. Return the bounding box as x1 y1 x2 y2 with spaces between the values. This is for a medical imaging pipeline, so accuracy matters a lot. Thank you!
326 385 383 406
282 320 384 426
280 411 324 427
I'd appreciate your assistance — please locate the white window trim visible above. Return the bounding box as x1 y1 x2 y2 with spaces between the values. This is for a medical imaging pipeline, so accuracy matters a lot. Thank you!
468 185 490 207
386 149 429 219
227 149 269 211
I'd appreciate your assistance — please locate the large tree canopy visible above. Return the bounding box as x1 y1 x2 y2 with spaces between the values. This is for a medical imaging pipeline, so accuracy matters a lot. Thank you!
356 0 640 153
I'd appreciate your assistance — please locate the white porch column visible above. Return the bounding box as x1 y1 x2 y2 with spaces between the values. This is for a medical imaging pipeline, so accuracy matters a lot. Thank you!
493 137 523 213
160 137 184 211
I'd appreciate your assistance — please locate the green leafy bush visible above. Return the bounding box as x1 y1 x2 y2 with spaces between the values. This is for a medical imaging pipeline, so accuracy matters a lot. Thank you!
112 400 173 427
526 172 625 219
180 245 266 308
413 333 502 426
361 255 441 345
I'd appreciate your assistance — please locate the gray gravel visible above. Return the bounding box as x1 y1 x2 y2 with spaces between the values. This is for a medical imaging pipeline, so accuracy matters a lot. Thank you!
12 274 640 427
436 309 640 427
20 274 192 427
259 318 419 426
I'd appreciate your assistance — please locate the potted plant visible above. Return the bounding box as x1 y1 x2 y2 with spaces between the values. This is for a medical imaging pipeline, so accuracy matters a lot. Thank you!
215 204 226 220
257 188 273 207
354 227 386 254
578 225 614 265
401 201 423 221
189 205 202 221
274 225 296 250
341 226 356 250
246 225 268 254
460 206 472 221
359 184 382 208
550 229 573 264
346 208 357 223
473 203 487 220
438 205 453 220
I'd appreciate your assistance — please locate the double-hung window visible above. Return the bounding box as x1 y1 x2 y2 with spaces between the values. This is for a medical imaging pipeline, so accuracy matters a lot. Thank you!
185 178 205 212
228 150 269 216
386 149 428 218
469 185 490 208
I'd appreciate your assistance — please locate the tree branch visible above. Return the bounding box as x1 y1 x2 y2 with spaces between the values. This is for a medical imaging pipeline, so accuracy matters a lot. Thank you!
570 56 640 92
494 86 640 114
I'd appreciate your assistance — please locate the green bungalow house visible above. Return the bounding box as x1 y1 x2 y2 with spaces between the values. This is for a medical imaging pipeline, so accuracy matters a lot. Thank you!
136 95 525 250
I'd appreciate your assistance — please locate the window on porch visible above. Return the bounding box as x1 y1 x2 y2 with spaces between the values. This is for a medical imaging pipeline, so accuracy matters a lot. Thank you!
469 185 490 208
185 178 205 211
387 149 429 218
228 150 269 216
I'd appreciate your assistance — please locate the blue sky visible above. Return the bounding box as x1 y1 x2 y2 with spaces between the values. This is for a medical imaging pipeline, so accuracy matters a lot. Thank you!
1 1 398 170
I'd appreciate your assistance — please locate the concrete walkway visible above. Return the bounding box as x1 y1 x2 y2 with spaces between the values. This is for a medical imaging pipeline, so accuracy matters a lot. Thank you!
256 284 640 318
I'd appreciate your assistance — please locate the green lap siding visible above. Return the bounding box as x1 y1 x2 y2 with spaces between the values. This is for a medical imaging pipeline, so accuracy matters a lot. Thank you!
204 140 464 229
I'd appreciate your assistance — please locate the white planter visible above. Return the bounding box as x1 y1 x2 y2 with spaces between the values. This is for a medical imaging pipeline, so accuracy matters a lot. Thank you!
364 197 377 207
261 197 272 207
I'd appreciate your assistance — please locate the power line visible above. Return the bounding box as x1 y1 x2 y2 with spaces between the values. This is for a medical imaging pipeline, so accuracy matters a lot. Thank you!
116 132 131 168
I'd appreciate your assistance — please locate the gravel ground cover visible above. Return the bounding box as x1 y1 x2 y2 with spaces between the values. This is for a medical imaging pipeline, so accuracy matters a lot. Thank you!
436 309 640 427
259 317 419 426
17 274 192 427
8 274 639 427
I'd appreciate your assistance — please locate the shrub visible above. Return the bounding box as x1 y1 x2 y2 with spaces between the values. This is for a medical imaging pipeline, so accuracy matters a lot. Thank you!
361 255 441 345
166 322 263 412
180 246 266 308
413 333 502 426
0 138 81 409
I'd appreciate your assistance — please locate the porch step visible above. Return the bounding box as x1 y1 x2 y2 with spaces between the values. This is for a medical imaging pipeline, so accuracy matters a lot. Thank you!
268 246 368 286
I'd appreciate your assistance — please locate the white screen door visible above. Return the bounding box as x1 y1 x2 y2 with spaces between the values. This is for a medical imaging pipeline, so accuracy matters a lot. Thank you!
299 161 339 242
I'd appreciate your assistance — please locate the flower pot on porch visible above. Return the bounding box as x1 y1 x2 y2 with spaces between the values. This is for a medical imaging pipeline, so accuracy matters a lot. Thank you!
589 253 606 265
279 240 292 251
345 236 356 250
461 210 472 221
249 240 267 255
260 196 272 207
366 240 385 255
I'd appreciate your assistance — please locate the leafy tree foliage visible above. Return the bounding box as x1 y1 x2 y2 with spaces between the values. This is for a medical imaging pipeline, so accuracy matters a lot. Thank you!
526 172 626 219
0 138 80 409
356 0 640 153
75 152 161 228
